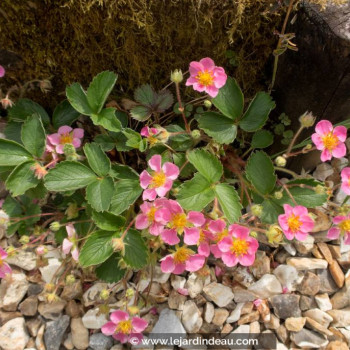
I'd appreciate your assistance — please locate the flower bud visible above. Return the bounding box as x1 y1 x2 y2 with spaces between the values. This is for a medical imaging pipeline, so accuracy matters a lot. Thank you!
274 191 283 200
19 235 30 244
299 111 315 128
100 289 110 300
50 221 61 232
0 210 10 227
250 231 258 238
44 283 55 293
156 127 169 143
275 156 287 167
170 69 183 83
191 129 201 140
1 95 13 109
315 185 325 194
65 274 76 285
112 238 125 255
36 245 47 256
266 225 284 244
203 100 212 109
128 306 140 315
6 245 16 257
46 293 59 303
251 204 263 217
126 288 134 298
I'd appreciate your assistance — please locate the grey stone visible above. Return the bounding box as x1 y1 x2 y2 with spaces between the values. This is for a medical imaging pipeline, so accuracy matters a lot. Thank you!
151 308 186 334
82 308 108 329
6 251 37 271
233 289 258 303
89 333 113 350
27 283 43 296
317 269 339 294
39 258 61 283
44 315 70 350
203 283 234 307
19 296 38 316
270 294 301 319
38 300 66 320
303 309 333 328
273 264 301 292
291 328 328 348
248 274 282 299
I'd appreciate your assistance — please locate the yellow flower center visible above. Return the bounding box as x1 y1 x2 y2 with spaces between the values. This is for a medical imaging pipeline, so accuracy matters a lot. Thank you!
230 238 249 257
170 213 187 231
322 132 339 151
339 219 350 232
116 320 133 334
147 207 157 222
196 70 214 86
287 215 302 232
213 229 228 243
151 171 166 188
173 246 193 264
148 136 158 146
60 132 74 145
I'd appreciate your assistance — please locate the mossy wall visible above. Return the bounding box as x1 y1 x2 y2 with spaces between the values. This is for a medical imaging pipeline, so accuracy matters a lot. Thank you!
0 0 283 107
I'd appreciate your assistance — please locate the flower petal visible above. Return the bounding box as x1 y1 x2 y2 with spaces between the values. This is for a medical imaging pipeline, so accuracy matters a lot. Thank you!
58 125 73 134
132 317 148 333
160 255 175 273
101 321 117 336
221 252 238 267
139 171 152 189
187 211 205 226
218 236 233 252
148 155 162 172
72 128 84 138
333 126 347 142
142 189 157 201
183 227 200 245
162 162 179 180
62 238 73 254
110 310 129 323
199 57 215 71
315 120 333 136
332 142 346 159
135 214 149 230
47 133 60 146
161 229 180 245
186 254 205 272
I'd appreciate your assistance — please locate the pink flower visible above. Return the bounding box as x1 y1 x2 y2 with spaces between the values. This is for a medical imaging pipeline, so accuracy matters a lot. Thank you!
327 215 350 244
155 199 205 245
62 224 79 261
0 247 12 278
311 120 347 162
278 204 314 241
43 138 59 168
0 65 5 78
101 310 148 344
185 57 227 98
197 220 214 257
341 167 350 195
140 155 179 201
141 126 160 147
135 199 167 236
208 219 229 258
47 126 84 154
215 266 223 277
160 245 205 274
217 224 258 267
177 288 189 296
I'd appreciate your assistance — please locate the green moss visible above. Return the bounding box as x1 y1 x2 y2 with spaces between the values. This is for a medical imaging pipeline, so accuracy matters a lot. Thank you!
0 0 283 107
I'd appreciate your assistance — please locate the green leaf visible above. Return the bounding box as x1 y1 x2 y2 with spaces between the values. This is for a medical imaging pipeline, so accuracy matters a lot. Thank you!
154 90 173 112
246 151 276 195
276 186 327 208
96 254 126 282
167 125 193 152
261 199 284 224
212 77 244 120
251 129 274 148
84 143 111 177
123 128 143 149
130 105 151 121
44 161 96 191
21 115 46 157
134 84 156 105
187 149 223 183
177 173 215 211
5 121 23 144
0 139 32 166
2 196 22 217
79 230 116 267
94 134 115 152
109 164 139 180
66 82 93 115
5 161 39 196
123 229 148 269
87 71 118 114
53 100 80 128
214 183 242 223
239 92 275 132
90 108 122 132
173 153 195 178
8 98 50 125
198 112 237 144
86 177 114 212
110 179 142 215
92 210 126 231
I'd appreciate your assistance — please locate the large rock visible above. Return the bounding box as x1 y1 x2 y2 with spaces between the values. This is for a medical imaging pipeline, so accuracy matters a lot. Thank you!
6 251 37 271
273 264 300 292
44 315 70 350
287 257 328 270
151 308 186 334
181 300 202 333
303 308 333 328
39 258 61 283
0 317 29 350
71 317 89 349
82 308 108 329
248 274 282 299
89 333 114 350
38 300 66 320
270 294 301 319
18 296 38 316
327 308 350 327
291 328 328 348
203 283 234 307
0 272 29 311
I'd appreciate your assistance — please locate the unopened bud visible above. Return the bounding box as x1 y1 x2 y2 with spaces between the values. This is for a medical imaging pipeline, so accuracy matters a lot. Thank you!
251 204 263 217
275 156 287 167
65 274 76 285
191 129 201 140
267 225 284 244
274 191 283 200
6 245 16 257
128 306 140 315
44 283 55 293
31 162 48 179
100 289 110 300
304 144 312 150
50 221 61 232
299 111 315 128
46 293 59 303
203 100 212 109
19 235 30 244
126 288 134 298
36 245 47 256
112 238 125 255
170 69 183 83
250 231 258 238
1 95 13 109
